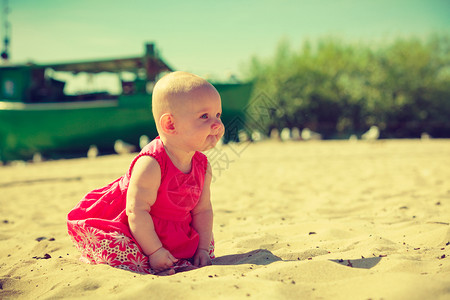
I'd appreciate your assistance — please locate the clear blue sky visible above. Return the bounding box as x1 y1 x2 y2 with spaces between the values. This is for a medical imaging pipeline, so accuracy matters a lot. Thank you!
5 0 450 79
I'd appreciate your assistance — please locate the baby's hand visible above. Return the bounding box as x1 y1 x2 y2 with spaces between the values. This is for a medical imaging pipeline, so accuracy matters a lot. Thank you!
193 248 212 268
149 247 178 274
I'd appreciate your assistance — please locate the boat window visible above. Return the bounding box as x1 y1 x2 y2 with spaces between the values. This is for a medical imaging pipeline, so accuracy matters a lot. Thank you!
49 69 122 96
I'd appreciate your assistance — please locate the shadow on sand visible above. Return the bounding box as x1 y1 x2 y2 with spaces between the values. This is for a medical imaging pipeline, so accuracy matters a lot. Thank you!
212 249 282 266
212 249 382 270
329 257 382 269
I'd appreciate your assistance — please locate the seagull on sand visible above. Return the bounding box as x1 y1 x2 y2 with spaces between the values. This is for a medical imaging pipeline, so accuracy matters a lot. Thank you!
362 126 380 141
301 128 322 141
139 135 150 150
87 145 99 159
280 128 291 141
114 140 136 155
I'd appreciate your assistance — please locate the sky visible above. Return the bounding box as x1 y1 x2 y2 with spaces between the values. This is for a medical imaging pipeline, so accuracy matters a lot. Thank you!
4 0 450 80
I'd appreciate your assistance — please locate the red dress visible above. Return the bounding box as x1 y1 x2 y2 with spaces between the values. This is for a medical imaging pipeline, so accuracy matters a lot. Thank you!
67 137 215 274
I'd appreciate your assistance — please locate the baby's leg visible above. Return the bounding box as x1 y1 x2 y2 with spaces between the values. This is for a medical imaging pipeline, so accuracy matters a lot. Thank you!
69 224 154 274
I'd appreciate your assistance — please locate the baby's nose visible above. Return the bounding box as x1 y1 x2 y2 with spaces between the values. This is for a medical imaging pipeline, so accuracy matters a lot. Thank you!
211 119 224 131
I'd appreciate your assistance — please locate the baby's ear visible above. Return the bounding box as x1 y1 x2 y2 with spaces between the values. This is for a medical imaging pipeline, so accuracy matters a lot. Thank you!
160 113 176 134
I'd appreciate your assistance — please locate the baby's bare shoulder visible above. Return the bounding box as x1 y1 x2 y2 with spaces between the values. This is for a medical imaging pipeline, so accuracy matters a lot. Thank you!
131 155 161 184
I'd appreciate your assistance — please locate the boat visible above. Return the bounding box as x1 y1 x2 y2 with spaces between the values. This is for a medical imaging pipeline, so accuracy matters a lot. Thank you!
0 43 253 162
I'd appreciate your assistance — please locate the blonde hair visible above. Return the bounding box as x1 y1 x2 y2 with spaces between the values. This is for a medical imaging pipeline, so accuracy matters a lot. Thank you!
151 71 216 132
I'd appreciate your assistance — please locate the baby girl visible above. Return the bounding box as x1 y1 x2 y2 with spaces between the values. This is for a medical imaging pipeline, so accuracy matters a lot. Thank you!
67 71 224 275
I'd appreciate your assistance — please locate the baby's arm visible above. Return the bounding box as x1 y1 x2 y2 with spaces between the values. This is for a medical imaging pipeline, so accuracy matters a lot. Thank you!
191 162 214 267
126 156 178 271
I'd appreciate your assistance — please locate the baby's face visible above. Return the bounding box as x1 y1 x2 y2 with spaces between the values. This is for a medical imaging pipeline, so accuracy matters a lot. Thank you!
173 86 224 152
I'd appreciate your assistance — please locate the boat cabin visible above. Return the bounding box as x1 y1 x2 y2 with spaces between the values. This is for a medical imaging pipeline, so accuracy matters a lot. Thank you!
0 43 172 103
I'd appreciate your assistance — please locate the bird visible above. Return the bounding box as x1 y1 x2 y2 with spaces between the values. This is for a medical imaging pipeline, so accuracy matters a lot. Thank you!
238 130 249 142
349 134 358 142
270 128 279 140
114 139 136 154
32 152 43 163
361 126 380 141
421 132 431 140
291 127 301 140
301 128 322 141
87 145 99 159
251 130 264 142
139 135 150 150
280 128 291 141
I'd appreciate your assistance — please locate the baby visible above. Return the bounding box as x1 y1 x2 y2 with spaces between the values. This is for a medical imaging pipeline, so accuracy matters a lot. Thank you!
67 71 224 275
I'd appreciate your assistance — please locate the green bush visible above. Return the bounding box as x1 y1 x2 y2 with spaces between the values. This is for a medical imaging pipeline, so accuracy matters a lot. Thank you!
243 34 450 139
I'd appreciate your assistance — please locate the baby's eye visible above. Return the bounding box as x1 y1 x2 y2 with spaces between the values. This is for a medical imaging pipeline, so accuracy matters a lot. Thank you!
216 113 221 119
200 113 208 119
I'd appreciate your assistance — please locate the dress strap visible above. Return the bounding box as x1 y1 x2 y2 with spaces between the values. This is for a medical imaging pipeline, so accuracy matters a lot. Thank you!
194 151 208 176
126 137 166 180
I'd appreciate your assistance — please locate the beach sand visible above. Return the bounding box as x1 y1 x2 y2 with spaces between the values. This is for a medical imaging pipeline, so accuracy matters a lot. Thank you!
0 139 449 299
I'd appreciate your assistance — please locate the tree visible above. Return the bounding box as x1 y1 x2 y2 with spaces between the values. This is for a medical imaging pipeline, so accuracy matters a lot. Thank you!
243 34 450 138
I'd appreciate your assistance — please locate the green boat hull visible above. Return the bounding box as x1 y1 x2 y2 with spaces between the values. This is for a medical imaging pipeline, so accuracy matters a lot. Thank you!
0 83 253 162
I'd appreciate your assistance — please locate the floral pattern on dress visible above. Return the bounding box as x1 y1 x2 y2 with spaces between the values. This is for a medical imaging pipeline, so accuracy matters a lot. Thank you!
78 226 101 251
68 223 215 275
124 251 151 274
98 249 121 267
109 232 134 252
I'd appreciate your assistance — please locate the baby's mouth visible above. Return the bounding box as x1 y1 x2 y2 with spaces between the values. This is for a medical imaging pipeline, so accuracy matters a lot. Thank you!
210 127 224 138
207 133 222 145
209 134 219 141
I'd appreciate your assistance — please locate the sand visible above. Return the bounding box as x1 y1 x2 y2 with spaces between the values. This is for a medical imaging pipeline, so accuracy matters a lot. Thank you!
0 139 449 299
